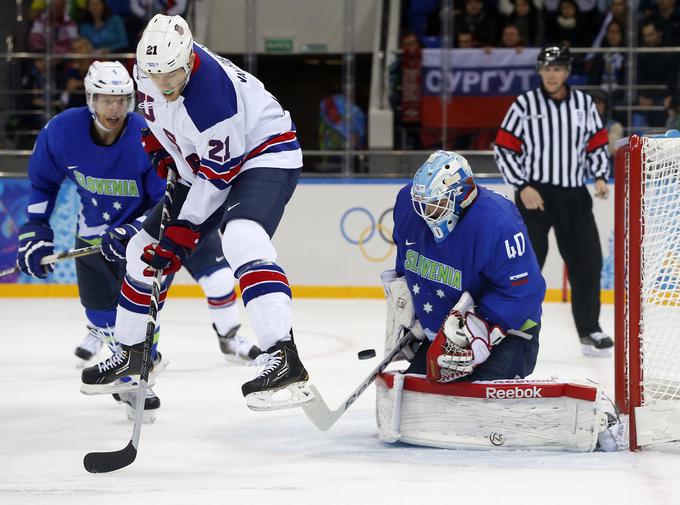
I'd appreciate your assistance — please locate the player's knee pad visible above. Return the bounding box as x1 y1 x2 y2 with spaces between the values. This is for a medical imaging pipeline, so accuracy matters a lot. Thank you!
125 229 157 283
221 219 277 272
197 267 236 299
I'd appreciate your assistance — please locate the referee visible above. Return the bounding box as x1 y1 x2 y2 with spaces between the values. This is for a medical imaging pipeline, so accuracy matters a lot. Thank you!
493 45 613 357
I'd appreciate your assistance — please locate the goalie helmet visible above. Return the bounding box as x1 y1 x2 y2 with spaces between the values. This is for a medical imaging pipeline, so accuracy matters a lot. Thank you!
537 45 572 72
411 150 478 243
136 14 193 76
84 60 135 114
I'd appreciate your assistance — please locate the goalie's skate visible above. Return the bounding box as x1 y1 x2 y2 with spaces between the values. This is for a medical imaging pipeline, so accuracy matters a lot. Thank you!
242 339 313 411
74 326 106 366
112 387 161 424
580 331 614 357
80 342 155 395
214 324 262 363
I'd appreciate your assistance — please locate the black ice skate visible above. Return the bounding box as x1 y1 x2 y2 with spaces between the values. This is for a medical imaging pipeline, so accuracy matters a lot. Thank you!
214 323 262 362
242 338 312 411
112 387 161 424
580 331 614 357
80 342 155 395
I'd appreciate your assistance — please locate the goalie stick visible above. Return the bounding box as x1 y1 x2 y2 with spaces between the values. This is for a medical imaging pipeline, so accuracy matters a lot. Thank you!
0 245 101 278
302 330 419 431
83 171 176 473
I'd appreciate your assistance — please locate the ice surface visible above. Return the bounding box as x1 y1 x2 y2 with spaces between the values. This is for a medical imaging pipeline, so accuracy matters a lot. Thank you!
2 298 679 504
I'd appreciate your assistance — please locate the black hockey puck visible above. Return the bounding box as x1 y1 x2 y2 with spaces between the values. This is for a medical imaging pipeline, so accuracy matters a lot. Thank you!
357 349 376 360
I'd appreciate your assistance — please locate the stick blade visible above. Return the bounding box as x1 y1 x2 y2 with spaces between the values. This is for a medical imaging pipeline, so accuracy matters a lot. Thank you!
301 385 341 431
83 440 137 473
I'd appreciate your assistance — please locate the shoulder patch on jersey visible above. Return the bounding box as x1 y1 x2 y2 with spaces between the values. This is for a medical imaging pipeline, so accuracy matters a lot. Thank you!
182 44 238 133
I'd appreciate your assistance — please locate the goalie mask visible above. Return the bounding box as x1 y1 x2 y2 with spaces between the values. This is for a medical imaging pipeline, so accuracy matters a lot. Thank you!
136 14 193 77
84 60 135 115
411 150 478 243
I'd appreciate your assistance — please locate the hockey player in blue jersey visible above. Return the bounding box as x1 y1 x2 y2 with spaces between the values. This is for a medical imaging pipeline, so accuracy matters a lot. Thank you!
80 14 309 410
386 150 546 382
17 61 259 418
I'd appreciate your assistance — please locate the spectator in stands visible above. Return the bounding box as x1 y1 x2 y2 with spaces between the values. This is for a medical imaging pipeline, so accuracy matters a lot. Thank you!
545 0 590 47
453 0 499 47
643 0 680 46
501 0 545 47
587 20 626 101
79 0 129 53
390 31 423 149
637 20 679 127
129 0 188 20
591 0 627 51
591 89 623 157
30 0 86 21
28 0 80 54
457 30 478 48
499 23 525 52
664 96 680 131
61 37 95 109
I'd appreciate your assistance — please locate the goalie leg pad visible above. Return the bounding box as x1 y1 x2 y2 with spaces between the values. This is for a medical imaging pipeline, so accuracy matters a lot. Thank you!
376 372 609 452
382 270 425 356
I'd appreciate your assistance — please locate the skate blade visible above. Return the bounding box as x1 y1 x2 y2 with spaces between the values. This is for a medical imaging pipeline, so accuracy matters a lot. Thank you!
125 405 157 424
222 354 249 365
80 376 155 395
149 355 170 379
581 344 612 358
246 381 315 411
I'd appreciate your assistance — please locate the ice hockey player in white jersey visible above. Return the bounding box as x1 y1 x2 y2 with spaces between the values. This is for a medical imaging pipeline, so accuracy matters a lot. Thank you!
80 14 310 410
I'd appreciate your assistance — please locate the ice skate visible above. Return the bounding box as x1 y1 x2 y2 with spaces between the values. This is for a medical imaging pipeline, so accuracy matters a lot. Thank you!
112 387 161 423
74 326 106 366
580 331 614 357
214 324 262 362
80 342 155 395
242 338 313 411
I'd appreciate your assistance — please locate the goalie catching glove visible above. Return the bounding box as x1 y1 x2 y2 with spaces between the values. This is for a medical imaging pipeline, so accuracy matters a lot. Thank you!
426 291 507 382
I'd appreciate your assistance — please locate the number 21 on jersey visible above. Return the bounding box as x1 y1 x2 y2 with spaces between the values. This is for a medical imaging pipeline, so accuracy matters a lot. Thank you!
505 232 526 259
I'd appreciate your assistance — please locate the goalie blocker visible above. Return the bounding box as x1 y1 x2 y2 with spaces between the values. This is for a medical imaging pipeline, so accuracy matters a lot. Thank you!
376 372 627 452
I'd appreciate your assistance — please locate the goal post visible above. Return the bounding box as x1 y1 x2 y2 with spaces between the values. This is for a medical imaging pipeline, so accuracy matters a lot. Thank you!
615 134 680 451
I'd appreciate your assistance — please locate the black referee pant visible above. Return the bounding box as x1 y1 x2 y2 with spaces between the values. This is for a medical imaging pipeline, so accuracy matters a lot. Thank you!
515 183 603 339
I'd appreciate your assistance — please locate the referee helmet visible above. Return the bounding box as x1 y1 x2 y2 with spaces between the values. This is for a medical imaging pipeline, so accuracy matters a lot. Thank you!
537 45 572 72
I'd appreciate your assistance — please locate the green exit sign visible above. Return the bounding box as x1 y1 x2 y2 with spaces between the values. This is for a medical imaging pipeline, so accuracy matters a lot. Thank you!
265 38 293 53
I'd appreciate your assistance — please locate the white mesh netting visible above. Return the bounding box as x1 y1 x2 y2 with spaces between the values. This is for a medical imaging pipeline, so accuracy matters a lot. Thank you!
640 137 680 403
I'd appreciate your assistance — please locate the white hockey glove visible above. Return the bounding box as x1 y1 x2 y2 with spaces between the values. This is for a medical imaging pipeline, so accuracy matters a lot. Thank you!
426 292 507 382
382 270 426 361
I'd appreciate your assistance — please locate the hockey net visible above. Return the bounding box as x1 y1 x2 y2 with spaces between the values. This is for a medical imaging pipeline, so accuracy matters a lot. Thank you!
615 135 680 451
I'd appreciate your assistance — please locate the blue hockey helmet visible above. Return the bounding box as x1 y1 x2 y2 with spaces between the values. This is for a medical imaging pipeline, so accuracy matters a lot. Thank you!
411 150 478 243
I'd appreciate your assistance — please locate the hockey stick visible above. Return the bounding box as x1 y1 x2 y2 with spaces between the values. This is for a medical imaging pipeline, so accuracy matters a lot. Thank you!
83 171 177 473
0 245 101 278
302 330 419 431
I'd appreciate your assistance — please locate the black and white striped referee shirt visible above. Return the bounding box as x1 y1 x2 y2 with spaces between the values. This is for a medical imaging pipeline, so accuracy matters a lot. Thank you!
493 86 609 189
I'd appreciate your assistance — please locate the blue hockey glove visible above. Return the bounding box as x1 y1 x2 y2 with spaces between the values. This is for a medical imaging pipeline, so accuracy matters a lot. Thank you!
17 221 54 279
141 220 200 276
101 222 141 262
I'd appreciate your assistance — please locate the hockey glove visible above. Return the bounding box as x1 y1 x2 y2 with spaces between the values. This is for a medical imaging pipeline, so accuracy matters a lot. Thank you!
17 221 54 279
141 127 177 180
141 219 200 276
426 292 507 382
101 222 141 262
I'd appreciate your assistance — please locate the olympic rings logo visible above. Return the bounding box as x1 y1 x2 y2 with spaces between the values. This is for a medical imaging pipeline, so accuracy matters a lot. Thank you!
339 207 395 262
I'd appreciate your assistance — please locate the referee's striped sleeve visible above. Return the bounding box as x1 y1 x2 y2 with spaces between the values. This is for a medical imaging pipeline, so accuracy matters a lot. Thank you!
584 97 609 179
494 100 527 187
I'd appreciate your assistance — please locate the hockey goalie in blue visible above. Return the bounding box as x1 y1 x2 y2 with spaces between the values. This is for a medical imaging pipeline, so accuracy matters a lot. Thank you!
387 150 546 382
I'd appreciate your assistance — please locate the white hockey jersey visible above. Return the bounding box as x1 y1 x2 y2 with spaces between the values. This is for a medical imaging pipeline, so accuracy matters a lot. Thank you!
134 42 302 226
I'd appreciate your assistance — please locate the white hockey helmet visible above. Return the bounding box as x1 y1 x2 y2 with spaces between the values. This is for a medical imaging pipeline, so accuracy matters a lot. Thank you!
136 14 193 76
84 60 135 114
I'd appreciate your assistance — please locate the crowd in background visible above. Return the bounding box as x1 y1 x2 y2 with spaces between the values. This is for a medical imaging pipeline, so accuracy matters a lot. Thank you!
7 0 680 156
8 0 189 148
393 0 680 150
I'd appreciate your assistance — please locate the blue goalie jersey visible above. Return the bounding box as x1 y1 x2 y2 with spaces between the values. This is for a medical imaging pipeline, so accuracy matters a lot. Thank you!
393 184 546 337
26 107 164 239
